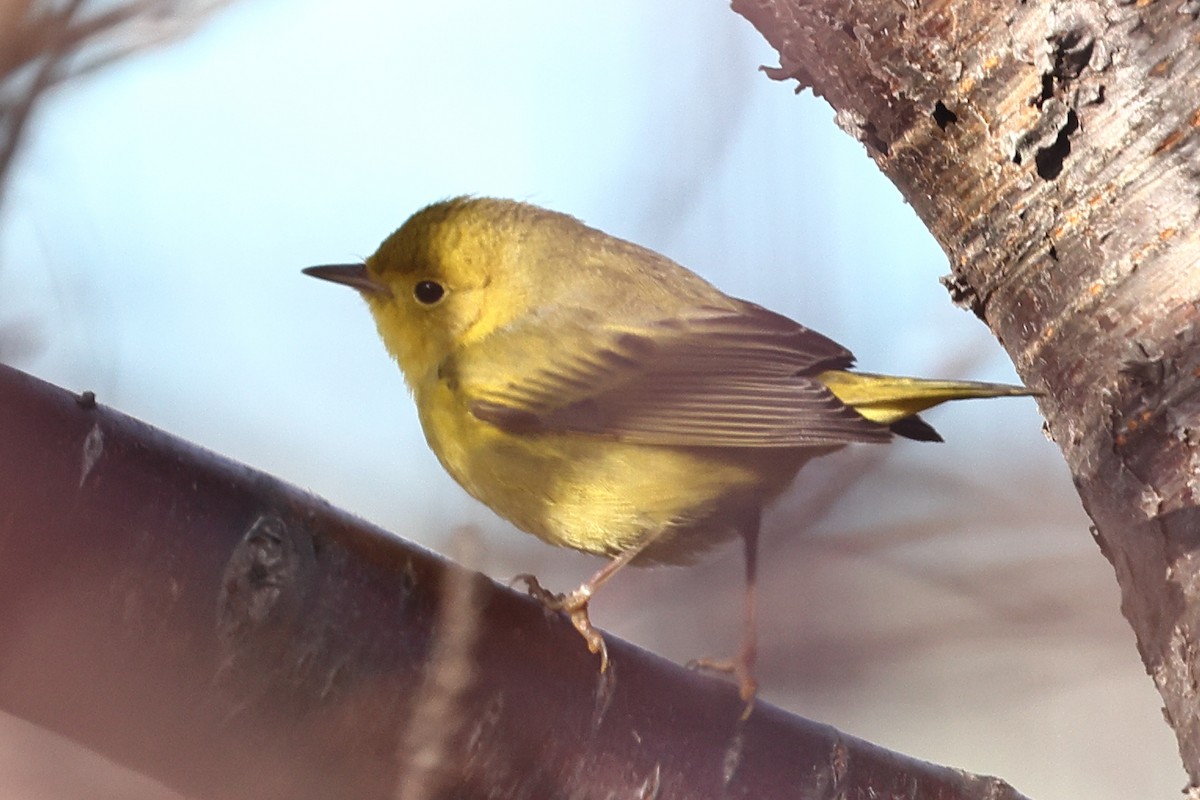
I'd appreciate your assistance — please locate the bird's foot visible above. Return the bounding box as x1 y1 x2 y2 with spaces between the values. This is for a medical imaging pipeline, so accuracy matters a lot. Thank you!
512 573 560 605
514 574 609 673
687 655 758 719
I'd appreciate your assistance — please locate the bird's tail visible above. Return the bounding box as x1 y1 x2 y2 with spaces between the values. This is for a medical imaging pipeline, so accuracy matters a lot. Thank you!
817 370 1035 443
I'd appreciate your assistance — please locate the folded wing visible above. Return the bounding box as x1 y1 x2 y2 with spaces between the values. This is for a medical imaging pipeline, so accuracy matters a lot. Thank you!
457 301 891 448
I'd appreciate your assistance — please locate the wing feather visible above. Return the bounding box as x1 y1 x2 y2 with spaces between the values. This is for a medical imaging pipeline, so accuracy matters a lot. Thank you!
459 301 890 448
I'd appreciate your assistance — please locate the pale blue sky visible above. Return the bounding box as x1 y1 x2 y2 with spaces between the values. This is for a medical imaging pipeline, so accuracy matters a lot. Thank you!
0 2 1178 796
3 0 1028 529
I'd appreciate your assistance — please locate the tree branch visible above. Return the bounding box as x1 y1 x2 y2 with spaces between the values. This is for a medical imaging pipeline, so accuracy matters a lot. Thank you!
0 363 1032 798
734 0 1200 786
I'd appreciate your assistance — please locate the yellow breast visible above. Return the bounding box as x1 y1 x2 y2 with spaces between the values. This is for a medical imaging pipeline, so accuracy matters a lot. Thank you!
412 378 812 564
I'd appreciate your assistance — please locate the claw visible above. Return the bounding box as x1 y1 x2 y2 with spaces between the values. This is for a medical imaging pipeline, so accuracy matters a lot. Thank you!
512 537 659 678
687 656 757 719
567 604 609 673
513 573 561 606
514 575 608 672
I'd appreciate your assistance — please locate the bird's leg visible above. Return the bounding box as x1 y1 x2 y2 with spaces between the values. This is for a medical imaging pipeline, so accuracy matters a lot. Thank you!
688 513 761 718
515 533 658 673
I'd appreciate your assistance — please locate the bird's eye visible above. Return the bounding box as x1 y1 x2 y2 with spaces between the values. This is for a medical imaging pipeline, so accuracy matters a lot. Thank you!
413 280 445 305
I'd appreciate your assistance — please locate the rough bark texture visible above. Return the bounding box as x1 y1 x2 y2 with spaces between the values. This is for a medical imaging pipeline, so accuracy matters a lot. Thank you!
0 363 1032 800
733 0 1200 787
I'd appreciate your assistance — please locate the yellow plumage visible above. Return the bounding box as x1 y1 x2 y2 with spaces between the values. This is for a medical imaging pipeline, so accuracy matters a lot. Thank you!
304 196 1033 698
818 370 1032 425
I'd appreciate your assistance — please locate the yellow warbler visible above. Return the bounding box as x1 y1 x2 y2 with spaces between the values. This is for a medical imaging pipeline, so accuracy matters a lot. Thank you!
304 197 1031 702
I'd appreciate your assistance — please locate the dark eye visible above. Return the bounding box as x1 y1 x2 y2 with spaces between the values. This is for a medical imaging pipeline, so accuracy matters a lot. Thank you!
413 280 445 305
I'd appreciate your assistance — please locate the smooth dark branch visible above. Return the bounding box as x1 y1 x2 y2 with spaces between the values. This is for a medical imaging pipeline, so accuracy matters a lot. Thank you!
0 363 1030 800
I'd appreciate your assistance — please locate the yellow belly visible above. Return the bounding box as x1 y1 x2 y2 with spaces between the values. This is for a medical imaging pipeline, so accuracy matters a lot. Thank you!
414 382 817 564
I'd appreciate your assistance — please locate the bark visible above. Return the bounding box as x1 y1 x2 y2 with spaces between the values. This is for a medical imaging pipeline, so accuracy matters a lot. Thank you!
733 0 1200 787
0 363 1031 799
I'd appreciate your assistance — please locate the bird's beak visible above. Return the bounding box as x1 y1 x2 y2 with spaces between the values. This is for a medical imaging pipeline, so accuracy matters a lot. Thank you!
302 263 392 297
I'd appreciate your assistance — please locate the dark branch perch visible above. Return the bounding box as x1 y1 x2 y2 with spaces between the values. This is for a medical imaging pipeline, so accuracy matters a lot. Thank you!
732 0 1200 787
0 363 1030 798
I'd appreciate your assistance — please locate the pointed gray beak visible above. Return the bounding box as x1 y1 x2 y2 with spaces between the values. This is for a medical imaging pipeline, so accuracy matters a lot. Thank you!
302 264 392 297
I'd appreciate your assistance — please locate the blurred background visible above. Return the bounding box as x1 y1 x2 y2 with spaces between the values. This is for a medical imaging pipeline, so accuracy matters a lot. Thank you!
0 0 1182 796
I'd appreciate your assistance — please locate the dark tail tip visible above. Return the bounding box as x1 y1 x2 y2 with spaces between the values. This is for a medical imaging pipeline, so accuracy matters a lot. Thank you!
889 415 944 443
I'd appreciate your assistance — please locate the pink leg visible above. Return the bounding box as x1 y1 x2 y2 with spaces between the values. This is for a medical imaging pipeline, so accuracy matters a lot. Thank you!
516 531 660 673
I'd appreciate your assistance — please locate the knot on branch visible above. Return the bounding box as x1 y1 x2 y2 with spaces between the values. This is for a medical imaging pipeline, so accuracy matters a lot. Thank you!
217 514 316 681
1010 14 1109 181
1013 100 1079 180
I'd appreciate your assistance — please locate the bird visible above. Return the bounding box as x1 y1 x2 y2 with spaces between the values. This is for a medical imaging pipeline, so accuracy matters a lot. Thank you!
303 196 1032 707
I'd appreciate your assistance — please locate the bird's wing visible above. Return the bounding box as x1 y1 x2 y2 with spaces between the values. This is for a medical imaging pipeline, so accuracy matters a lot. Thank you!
454 301 891 448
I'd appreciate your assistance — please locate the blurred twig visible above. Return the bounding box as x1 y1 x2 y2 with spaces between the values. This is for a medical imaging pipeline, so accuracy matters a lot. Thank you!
0 0 229 367
395 529 484 800
0 0 231 207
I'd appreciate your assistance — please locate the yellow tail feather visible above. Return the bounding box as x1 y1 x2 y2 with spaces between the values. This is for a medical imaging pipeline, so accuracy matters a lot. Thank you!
817 370 1034 425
